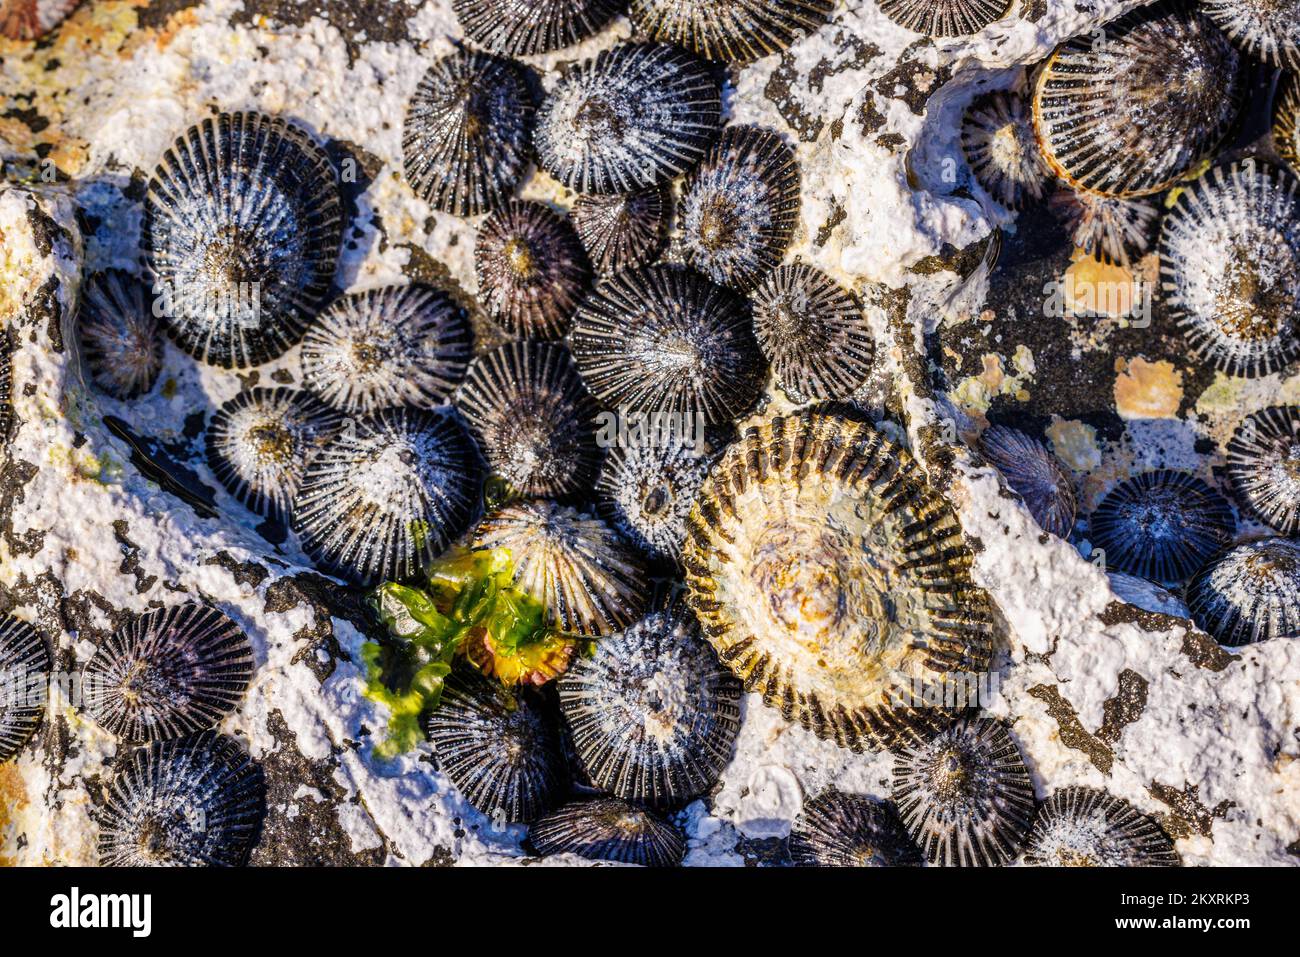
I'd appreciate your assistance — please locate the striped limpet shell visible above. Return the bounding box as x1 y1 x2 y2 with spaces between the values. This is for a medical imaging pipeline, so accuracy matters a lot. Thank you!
1186 537 1300 646
452 0 625 56
206 388 345 525
291 408 483 586
1031 2 1245 199
788 790 923 867
529 797 685 866
0 0 79 40
629 0 833 64
1158 161 1300 379
1048 187 1159 267
97 732 266 867
683 413 994 753
472 500 650 637
75 270 164 401
959 90 1050 211
1022 786 1181 867
558 601 742 807
143 112 343 369
1202 0 1300 71
571 186 670 276
978 425 1076 539
891 716 1035 867
0 614 49 762
424 670 567 825
1227 405 1300 534
534 42 722 194
299 285 473 416
82 604 254 742
878 0 1010 37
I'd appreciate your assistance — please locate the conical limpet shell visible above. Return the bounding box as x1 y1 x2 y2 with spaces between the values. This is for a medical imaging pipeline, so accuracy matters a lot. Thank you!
1226 405 1300 534
529 796 685 866
1202 0 1300 71
1186 537 1300 646
0 614 49 761
1272 73 1300 176
452 0 625 56
1048 188 1159 267
1022 786 1181 867
683 413 994 753
571 186 669 276
628 0 833 65
978 425 1076 538
788 790 923 867
879 0 1010 37
75 269 164 401
960 90 1050 211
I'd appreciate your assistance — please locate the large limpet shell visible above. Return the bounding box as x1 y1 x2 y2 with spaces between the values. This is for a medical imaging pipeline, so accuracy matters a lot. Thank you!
683 413 993 752
628 0 833 64
879 0 1010 37
1049 188 1159 268
1226 405 1300 534
0 614 49 761
1186 537 1300 646
788 790 923 867
1031 2 1245 199
0 0 80 40
1022 786 1181 867
452 0 625 56
528 796 685 866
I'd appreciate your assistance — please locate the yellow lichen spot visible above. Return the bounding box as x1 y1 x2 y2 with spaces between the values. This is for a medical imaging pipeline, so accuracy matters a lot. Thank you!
952 352 1035 417
1195 373 1246 414
1063 254 1143 321
1046 417 1101 472
1114 357 1183 420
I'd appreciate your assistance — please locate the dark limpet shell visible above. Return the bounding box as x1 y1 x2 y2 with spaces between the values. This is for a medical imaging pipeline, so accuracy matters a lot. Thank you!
683 413 993 753
978 425 1076 538
0 614 49 762
143 111 343 369
558 602 742 807
291 408 482 586
528 796 685 866
206 387 345 524
97 731 266 867
452 0 626 56
82 604 254 742
1049 188 1159 267
751 263 874 402
571 186 669 276
1227 405 1300 534
456 341 601 500
0 0 80 40
534 42 722 194
1022 786 1181 867
959 90 1049 210
1202 0 1300 71
1272 73 1300 176
595 431 714 564
471 500 649 636
1160 162 1300 379
424 670 566 824
878 0 1010 37
788 790 924 867
628 0 833 65
403 48 537 217
75 270 164 400
570 264 767 426
1031 2 1245 198
299 285 473 416
1186 537 1300 646
679 124 800 291
891 716 1035 867
1088 470 1235 586
474 200 592 340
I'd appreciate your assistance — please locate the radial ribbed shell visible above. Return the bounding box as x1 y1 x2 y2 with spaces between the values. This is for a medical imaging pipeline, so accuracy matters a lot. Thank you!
76 270 164 400
1273 74 1300 176
1022 787 1181 866
143 111 343 369
0 0 80 40
206 388 344 524
596 432 714 563
558 603 742 807
529 797 685 865
0 615 49 761
1159 162 1300 378
424 670 566 824
403 49 536 217
97 732 266 867
879 0 1010 37
572 186 669 276
82 604 254 742
472 501 649 636
1088 470 1234 585
960 90 1049 210
978 425 1076 538
475 201 592 339
1031 2 1244 198
1227 405 1300 534
1202 0 1300 71
628 0 834 64
456 342 601 499
891 716 1035 867
679 125 800 291
299 285 473 415
534 43 722 194
752 263 874 402
683 413 994 753
291 408 482 586
1049 188 1159 267
1187 537 1300 646
570 264 767 426
452 0 625 56
788 790 923 867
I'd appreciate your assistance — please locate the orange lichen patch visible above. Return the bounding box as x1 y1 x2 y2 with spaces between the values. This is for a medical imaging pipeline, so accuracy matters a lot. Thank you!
1114 357 1183 420
1063 254 1145 320
0 761 29 867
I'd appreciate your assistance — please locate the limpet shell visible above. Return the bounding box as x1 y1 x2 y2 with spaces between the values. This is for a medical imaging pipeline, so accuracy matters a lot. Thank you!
628 0 833 64
978 425 1076 538
0 0 80 40
1022 786 1181 867
571 186 669 276
0 614 49 762
1186 537 1300 646
879 0 1011 37
452 0 625 56
529 796 685 866
1226 405 1300 535
788 790 923 867
75 270 164 401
